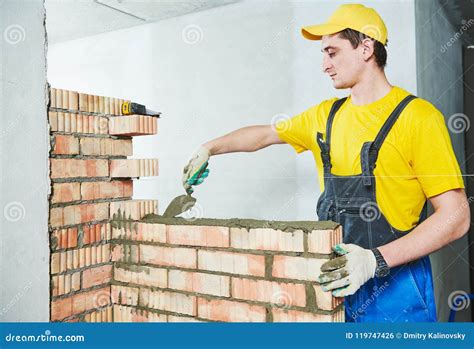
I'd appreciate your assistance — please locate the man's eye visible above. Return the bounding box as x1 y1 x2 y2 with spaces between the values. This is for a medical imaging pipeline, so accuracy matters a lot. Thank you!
329 52 335 58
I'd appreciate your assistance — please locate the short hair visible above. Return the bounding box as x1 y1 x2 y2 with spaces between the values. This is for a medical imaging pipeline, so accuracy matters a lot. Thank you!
337 28 388 69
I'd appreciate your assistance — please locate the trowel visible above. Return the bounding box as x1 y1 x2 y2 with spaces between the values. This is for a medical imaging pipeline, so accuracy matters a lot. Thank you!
163 158 207 218
162 193 197 218
163 158 209 217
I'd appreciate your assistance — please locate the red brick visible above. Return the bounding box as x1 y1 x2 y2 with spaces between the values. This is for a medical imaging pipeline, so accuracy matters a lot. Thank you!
112 222 166 243
51 182 80 203
68 91 79 110
231 278 306 307
110 200 157 220
71 272 81 292
50 207 63 228
83 223 111 244
139 289 196 316
52 227 78 249
111 285 139 306
272 308 343 322
56 89 63 108
102 244 111 263
51 253 60 274
80 137 132 156
114 265 167 288
98 96 104 114
111 245 123 262
50 88 57 107
230 227 304 252
57 202 108 226
81 180 133 201
110 159 158 178
52 251 67 273
53 134 79 155
140 245 196 268
307 227 342 254
109 115 158 136
168 270 229 297
67 228 78 248
94 95 100 113
59 113 108 134
62 90 69 109
198 298 265 322
82 264 113 288
104 97 110 114
72 286 111 314
51 297 73 321
50 159 108 179
88 94 94 113
167 225 229 248
272 256 325 281
198 250 264 277
49 110 58 131
52 275 59 297
313 284 343 311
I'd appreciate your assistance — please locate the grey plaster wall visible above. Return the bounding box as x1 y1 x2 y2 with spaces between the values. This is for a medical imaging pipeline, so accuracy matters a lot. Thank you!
0 0 49 321
415 0 471 322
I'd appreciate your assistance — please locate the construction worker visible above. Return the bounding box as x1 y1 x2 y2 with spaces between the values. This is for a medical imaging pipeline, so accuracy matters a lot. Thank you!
182 4 470 322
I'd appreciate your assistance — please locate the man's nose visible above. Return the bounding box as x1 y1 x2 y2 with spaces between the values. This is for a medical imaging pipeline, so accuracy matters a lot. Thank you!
321 55 332 73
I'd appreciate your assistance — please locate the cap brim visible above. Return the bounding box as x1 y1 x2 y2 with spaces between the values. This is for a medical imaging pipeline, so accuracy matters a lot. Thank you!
301 23 347 41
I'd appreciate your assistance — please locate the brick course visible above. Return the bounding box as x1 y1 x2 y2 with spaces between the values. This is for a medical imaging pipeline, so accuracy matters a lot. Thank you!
109 217 343 323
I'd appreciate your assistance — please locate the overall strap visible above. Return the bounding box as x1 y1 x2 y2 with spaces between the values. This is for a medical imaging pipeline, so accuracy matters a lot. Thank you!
361 95 417 186
316 97 348 172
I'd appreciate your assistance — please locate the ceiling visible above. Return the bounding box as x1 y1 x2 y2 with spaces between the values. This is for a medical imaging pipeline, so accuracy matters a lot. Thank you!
45 0 240 44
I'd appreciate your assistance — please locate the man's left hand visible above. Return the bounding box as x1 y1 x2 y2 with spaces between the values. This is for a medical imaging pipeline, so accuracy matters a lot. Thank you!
318 243 376 297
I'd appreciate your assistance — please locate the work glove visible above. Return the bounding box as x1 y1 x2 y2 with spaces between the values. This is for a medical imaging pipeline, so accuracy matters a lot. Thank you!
182 146 210 194
318 243 376 297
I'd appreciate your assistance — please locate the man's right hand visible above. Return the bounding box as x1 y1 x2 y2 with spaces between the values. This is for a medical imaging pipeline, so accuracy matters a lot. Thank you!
182 146 211 194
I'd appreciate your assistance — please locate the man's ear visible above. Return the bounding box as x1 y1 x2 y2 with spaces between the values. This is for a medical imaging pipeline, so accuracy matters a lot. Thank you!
361 38 375 62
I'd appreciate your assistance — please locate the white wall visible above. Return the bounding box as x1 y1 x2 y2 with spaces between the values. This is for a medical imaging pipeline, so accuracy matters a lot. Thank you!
47 0 417 221
1 0 49 321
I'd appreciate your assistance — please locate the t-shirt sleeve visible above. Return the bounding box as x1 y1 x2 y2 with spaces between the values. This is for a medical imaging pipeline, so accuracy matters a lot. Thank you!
274 105 319 154
409 101 465 198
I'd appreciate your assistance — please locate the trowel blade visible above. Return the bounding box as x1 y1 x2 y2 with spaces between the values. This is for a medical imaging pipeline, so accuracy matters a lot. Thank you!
162 194 197 218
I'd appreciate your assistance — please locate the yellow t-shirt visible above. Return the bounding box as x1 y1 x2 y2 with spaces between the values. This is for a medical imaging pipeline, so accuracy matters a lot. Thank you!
276 86 465 231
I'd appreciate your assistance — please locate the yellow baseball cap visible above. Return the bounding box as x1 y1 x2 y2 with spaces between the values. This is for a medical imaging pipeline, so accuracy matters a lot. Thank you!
302 4 388 45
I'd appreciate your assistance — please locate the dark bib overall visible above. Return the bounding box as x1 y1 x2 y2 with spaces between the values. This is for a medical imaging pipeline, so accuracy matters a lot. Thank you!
316 95 437 322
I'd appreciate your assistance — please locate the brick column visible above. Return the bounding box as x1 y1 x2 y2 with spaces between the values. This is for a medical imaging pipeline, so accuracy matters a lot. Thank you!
48 88 158 322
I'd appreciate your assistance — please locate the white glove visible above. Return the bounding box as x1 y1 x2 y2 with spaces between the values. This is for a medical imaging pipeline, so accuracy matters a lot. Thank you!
318 243 376 297
182 146 211 194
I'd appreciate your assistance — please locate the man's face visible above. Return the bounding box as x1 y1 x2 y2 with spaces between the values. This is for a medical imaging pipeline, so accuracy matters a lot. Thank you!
321 34 365 89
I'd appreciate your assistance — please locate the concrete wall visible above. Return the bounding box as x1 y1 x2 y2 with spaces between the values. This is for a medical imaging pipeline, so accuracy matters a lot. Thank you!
415 0 471 321
47 0 418 222
0 0 49 321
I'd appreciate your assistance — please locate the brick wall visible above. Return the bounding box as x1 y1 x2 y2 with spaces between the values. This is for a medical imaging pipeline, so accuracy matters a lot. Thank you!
48 87 158 322
48 87 344 322
110 218 344 322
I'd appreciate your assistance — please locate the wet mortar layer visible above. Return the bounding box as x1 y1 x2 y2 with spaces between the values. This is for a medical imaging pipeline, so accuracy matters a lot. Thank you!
139 214 339 233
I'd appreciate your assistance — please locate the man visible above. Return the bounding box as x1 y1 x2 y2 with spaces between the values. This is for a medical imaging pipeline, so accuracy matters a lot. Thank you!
182 4 470 322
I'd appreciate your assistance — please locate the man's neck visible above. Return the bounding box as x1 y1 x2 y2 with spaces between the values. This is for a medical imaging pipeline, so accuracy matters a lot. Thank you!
350 69 392 106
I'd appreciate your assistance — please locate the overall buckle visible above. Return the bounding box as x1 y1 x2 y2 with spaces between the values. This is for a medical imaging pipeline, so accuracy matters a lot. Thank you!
361 142 377 186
